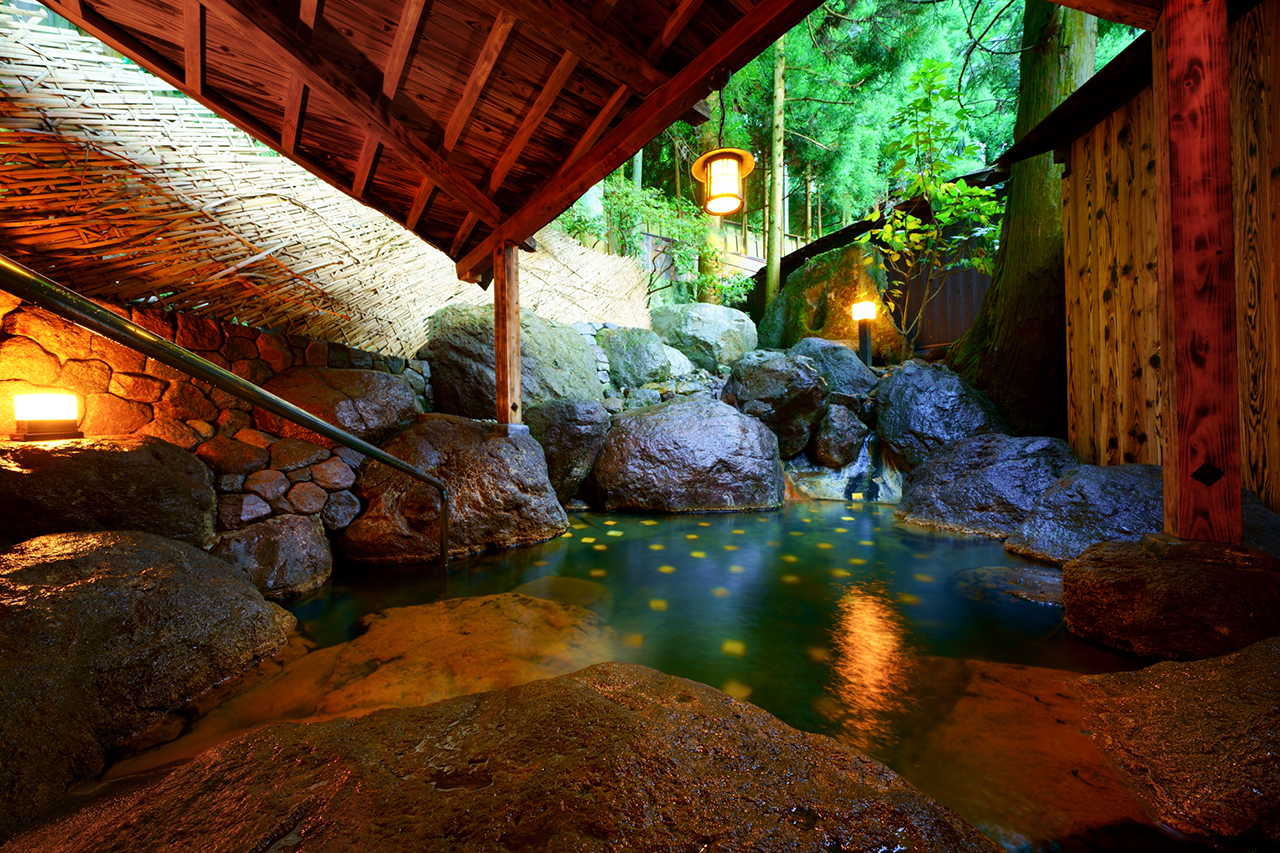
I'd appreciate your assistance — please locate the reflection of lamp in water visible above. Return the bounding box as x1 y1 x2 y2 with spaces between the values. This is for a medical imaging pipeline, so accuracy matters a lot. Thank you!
850 301 876 367
10 393 82 441
819 588 909 753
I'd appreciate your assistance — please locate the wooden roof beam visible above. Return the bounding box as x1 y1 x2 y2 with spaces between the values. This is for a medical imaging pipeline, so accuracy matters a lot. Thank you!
646 0 706 63
281 76 307 153
381 0 431 99
443 10 515 151
201 0 505 228
486 0 667 94
1043 0 1160 29
184 0 206 95
458 0 825 279
352 136 381 197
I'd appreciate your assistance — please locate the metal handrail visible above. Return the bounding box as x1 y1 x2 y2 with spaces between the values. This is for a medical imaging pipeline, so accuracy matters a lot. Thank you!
0 254 450 567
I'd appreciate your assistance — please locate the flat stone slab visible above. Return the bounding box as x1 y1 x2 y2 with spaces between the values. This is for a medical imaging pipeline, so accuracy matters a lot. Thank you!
1078 638 1280 846
13 663 1000 852
951 565 1064 606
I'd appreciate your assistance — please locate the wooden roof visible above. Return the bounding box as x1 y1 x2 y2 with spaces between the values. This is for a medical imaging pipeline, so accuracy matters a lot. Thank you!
41 0 821 281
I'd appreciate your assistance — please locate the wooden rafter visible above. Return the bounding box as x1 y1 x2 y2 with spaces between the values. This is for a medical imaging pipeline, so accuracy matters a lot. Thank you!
184 0 205 94
458 0 824 278
352 136 381 197
405 176 435 230
646 0 706 62
200 0 504 228
381 0 430 99
299 0 322 28
1043 0 1160 29
486 0 667 94
281 75 307 153
443 10 515 151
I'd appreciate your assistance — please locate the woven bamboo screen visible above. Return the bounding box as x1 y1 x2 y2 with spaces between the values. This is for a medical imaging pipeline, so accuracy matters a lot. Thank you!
0 3 651 357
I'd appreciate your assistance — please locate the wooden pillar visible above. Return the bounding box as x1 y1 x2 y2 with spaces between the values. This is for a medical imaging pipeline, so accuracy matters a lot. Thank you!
493 242 521 424
1154 0 1242 542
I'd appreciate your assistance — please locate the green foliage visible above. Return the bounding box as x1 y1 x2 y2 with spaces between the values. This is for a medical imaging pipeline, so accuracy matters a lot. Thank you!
855 59 1004 359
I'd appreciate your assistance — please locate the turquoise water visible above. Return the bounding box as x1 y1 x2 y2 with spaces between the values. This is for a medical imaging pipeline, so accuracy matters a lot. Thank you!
293 500 1129 753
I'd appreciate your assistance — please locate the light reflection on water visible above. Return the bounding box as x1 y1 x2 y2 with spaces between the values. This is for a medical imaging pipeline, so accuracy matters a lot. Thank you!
294 499 1129 750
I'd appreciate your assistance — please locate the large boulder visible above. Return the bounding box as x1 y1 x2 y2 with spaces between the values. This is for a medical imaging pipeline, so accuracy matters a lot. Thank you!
338 414 567 563
0 531 293 839
650 302 757 372
757 243 905 359
896 434 1080 538
1078 639 1280 846
875 360 1007 469
210 513 333 600
1062 537 1280 660
15 663 1001 853
105 593 616 776
720 351 828 458
0 436 215 548
808 403 868 469
587 396 784 512
787 336 878 400
784 434 906 503
425 303 601 422
596 326 670 389
1004 464 1163 564
523 399 609 503
253 367 418 448
662 343 695 377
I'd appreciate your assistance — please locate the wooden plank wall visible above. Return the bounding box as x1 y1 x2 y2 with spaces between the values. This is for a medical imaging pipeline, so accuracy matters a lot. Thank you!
1063 0 1280 513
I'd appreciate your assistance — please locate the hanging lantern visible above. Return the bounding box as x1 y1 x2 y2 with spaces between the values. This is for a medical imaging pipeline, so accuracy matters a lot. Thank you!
692 148 755 217
10 393 82 441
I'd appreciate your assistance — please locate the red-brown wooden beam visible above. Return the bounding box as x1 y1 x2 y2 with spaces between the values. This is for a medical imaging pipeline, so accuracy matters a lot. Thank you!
381 0 430 99
1154 0 1242 542
1043 0 1161 29
184 0 206 95
492 243 522 424
457 0 824 279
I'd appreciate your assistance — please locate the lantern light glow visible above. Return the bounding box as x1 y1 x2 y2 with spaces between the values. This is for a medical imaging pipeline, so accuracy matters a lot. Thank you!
692 148 755 217
850 301 877 321
10 393 82 441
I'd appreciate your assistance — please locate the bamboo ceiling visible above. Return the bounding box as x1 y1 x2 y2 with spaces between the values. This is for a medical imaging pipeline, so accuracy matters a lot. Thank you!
37 0 822 280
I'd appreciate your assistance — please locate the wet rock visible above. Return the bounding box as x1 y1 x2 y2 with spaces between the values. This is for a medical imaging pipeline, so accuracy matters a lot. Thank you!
254 368 418 448
0 436 215 548
268 436 330 471
788 336 878 399
136 416 201 451
173 313 224 351
1004 464 1162 564
651 302 757 371
214 473 245 493
875 360 1007 469
186 418 216 440
107 372 165 402
663 343 694 376
0 336 60 385
34 662 1000 853
623 387 662 409
720 351 828 458
339 414 567 563
286 481 328 514
217 493 272 530
597 326 670 389
0 531 292 839
194 434 269 476
310 456 355 491
1078 638 1280 846
231 428 275 449
321 489 360 531
951 566 1064 606
896 435 1080 538
210 514 332 600
587 396 784 512
242 468 289 501
784 434 906 503
809 404 867 469
426 304 601 424
524 399 609 503
154 380 218 422
1063 537 1280 660
286 466 312 483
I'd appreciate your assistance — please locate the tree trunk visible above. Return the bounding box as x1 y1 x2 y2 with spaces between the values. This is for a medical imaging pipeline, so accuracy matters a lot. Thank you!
947 0 1096 438
804 164 812 242
698 92 723 303
764 37 786 305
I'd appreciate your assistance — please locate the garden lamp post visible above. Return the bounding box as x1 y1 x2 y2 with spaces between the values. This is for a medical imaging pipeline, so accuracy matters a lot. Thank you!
10 393 81 440
851 301 875 367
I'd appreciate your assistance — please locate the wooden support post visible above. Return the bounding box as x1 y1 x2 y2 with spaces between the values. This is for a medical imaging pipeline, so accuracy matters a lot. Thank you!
1154 0 1242 542
493 243 521 424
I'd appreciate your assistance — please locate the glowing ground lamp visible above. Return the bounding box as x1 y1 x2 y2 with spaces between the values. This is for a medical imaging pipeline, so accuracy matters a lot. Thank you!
850 300 876 367
691 148 755 216
10 393 82 441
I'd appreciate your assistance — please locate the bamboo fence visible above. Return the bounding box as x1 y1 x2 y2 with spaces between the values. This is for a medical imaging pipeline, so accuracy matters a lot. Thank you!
0 3 650 357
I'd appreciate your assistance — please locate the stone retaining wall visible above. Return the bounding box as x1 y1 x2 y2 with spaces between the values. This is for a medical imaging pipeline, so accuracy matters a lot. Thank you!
0 293 432 443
